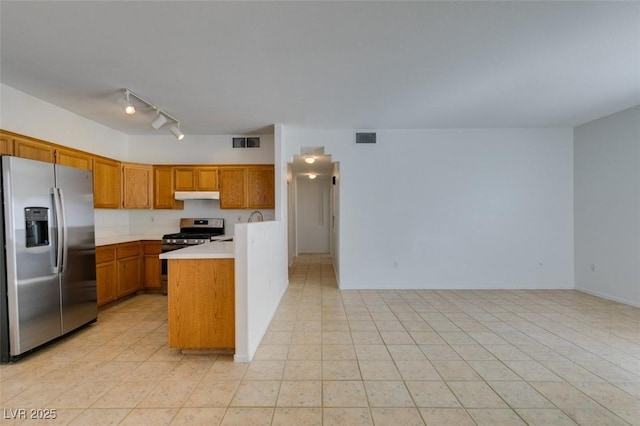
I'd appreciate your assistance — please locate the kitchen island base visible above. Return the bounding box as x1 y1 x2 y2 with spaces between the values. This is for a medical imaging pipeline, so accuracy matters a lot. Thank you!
167 258 235 350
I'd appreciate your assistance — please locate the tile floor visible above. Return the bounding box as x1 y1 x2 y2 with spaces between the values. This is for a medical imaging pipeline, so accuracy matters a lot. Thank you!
1 254 639 425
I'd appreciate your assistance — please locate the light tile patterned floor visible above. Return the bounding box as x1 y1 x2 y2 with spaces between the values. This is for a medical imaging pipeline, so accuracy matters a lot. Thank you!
1 254 639 425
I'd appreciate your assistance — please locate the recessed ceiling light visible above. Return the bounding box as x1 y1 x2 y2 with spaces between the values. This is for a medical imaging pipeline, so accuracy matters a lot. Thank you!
308 174 317 179
304 156 316 164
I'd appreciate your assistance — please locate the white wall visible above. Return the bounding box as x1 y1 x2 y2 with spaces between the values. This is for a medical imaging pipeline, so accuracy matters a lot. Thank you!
127 134 274 164
574 106 640 307
234 221 288 362
0 84 128 159
284 128 574 290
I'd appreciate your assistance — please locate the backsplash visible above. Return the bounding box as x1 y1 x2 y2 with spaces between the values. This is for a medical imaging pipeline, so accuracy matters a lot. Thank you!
95 200 274 238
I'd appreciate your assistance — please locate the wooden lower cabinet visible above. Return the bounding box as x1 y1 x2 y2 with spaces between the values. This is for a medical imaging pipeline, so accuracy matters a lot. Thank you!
96 246 116 307
143 240 162 291
168 258 235 349
96 241 142 306
116 242 141 297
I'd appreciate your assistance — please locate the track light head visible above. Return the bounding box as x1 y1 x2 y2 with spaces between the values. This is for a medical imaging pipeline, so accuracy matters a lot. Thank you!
117 91 136 115
150 111 168 129
170 125 184 141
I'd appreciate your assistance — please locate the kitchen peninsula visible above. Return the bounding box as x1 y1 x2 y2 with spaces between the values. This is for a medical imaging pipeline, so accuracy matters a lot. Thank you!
160 241 235 352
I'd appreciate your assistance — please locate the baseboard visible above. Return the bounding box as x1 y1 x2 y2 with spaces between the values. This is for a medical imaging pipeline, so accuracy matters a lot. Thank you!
575 286 640 308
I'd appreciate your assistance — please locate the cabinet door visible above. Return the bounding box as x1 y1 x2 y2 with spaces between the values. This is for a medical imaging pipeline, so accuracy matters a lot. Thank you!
196 167 219 190
0 132 14 155
55 147 92 171
174 167 196 191
117 256 140 297
143 241 162 290
13 137 53 163
219 167 247 209
96 245 117 307
248 166 275 209
96 261 117 306
122 162 153 209
93 157 121 209
153 166 183 210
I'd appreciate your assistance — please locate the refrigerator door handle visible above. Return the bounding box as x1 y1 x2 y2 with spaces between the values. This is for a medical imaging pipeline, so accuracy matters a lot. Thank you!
57 188 68 273
51 187 65 273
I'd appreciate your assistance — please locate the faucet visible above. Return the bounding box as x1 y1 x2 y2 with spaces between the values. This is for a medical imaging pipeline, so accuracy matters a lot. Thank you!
248 210 264 222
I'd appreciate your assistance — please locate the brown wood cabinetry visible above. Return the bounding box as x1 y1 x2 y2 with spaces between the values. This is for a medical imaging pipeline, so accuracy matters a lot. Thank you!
96 242 143 306
168 258 235 349
54 147 92 170
174 166 219 191
143 240 162 291
248 166 275 209
93 156 121 209
0 132 14 155
153 166 184 210
13 137 53 163
219 165 274 209
219 167 247 209
96 246 117 307
122 162 153 209
116 242 141 298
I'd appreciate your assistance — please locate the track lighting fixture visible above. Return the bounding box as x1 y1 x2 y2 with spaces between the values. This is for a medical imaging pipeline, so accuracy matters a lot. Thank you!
170 125 185 141
150 110 168 129
117 88 185 140
117 90 136 115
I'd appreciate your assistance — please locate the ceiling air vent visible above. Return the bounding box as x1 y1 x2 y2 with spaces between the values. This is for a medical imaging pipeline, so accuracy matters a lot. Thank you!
355 132 376 144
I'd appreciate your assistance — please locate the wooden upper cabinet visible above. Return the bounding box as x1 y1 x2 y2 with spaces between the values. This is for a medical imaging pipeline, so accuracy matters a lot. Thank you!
174 166 219 191
219 165 275 210
154 166 183 210
54 147 92 171
122 162 153 209
248 166 275 209
219 167 248 209
174 167 196 191
13 137 53 163
93 156 121 209
196 167 219 190
0 132 14 155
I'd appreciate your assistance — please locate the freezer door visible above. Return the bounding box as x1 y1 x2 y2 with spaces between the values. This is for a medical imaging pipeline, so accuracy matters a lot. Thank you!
54 164 97 333
1 156 61 356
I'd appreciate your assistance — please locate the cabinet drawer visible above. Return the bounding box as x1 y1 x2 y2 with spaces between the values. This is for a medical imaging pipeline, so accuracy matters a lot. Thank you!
116 242 141 259
143 240 162 255
96 246 116 263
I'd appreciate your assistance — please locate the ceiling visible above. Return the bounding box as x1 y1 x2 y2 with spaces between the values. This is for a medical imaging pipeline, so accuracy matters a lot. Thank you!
1 1 639 136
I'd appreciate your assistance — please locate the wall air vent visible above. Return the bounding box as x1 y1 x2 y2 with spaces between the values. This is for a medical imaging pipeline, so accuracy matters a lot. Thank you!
355 132 376 144
232 137 261 148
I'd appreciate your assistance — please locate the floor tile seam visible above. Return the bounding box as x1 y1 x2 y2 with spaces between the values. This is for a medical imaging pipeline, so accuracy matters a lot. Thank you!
527 379 634 422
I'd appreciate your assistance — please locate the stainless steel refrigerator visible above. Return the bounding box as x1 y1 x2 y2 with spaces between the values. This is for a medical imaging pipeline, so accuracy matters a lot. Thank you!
0 156 97 362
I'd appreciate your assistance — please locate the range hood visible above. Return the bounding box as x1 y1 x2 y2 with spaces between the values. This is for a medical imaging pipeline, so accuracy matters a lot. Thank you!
174 191 220 200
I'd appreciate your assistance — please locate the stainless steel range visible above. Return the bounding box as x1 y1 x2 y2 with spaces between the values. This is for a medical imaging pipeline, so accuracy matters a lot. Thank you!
160 218 225 293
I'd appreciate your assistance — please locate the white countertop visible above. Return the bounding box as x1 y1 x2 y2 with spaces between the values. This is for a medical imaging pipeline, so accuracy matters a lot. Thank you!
95 234 162 246
159 241 235 260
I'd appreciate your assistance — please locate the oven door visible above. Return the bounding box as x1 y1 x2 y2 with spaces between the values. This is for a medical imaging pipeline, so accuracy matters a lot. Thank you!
161 244 190 294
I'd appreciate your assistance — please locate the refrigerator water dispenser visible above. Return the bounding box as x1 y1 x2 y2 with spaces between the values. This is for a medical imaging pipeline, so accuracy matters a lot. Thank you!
25 207 49 247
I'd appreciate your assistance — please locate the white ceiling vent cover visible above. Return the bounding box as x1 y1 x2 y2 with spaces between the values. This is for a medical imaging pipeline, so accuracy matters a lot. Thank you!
355 132 376 144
